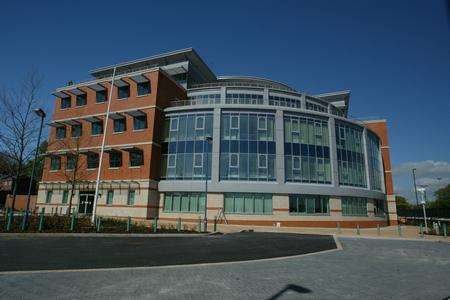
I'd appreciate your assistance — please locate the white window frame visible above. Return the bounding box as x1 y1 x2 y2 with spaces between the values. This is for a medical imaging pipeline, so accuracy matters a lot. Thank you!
168 154 176 168
229 153 239 168
194 153 203 167
230 115 239 130
195 116 205 130
293 156 301 170
291 119 299 133
258 154 267 169
258 116 267 130
170 118 179 131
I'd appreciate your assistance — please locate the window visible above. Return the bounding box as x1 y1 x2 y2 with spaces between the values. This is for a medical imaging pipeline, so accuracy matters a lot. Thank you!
118 85 130 99
293 157 300 170
106 190 114 205
133 115 147 130
61 97 71 109
229 153 239 168
71 124 82 138
258 154 267 168
342 197 367 216
109 151 122 168
91 121 103 135
76 93 87 106
258 116 267 130
168 154 176 168
66 156 76 170
130 150 143 167
113 118 126 133
56 127 66 139
224 193 272 215
194 153 203 167
230 115 239 129
163 193 205 213
170 118 178 131
289 195 329 214
195 116 205 130
127 190 135 205
45 191 53 204
374 199 385 216
62 190 69 204
87 153 99 169
137 81 150 96
50 156 61 170
96 90 107 103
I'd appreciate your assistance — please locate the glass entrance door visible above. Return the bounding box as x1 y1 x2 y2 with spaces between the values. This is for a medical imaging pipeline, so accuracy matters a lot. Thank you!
78 193 94 214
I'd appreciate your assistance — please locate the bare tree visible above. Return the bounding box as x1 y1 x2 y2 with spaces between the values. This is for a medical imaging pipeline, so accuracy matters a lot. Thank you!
0 69 43 210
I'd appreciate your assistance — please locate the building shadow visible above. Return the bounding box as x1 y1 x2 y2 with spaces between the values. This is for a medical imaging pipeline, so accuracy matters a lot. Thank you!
267 284 312 299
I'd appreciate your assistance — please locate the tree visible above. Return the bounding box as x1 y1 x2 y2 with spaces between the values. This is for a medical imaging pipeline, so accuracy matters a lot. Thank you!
0 69 43 210
429 184 450 210
396 195 412 211
23 141 48 183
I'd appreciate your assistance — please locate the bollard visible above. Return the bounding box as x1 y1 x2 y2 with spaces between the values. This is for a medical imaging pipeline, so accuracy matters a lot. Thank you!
356 224 360 235
6 209 13 231
153 217 158 233
96 217 102 232
419 224 424 238
443 223 448 237
213 217 217 232
127 217 131 233
336 222 341 234
70 212 76 232
177 218 181 232
21 211 28 231
377 224 381 236
38 208 45 232
397 225 402 236
198 217 202 232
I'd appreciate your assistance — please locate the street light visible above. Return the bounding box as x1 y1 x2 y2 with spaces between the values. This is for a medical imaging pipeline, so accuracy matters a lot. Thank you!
203 136 213 232
23 108 46 229
412 168 419 207
417 187 428 233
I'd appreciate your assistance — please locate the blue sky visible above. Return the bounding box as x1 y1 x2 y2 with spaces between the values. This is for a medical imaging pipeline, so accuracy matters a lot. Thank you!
1 0 449 201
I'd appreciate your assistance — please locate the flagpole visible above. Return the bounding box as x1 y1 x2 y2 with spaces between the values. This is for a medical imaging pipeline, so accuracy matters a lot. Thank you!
91 67 117 223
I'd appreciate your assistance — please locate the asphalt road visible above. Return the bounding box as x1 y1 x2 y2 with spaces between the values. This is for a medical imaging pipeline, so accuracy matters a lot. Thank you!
0 232 336 272
0 236 449 299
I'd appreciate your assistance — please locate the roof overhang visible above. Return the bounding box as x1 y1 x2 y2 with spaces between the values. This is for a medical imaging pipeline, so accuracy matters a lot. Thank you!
129 74 149 84
109 112 125 120
124 109 146 117
68 88 86 96
114 79 129 87
52 91 71 98
47 121 66 128
87 83 106 92
60 119 81 126
83 116 103 123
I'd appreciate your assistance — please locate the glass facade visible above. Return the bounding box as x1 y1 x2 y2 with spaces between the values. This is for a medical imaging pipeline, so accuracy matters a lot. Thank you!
56 127 66 139
225 93 264 105
224 193 272 214
284 114 331 184
269 95 301 108
163 192 205 213
161 112 213 180
306 98 328 113
289 195 329 214
367 131 382 191
188 93 221 104
335 122 367 187
220 112 276 181
342 197 367 216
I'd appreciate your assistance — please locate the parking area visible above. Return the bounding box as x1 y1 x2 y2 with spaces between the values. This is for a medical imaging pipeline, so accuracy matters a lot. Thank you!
0 235 449 299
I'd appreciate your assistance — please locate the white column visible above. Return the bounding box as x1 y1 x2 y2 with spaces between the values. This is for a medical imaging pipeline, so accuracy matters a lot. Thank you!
362 128 371 189
328 118 339 187
275 110 285 184
211 108 221 184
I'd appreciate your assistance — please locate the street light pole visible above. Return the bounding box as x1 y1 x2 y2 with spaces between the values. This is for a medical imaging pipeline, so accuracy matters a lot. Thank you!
418 187 428 233
203 136 213 232
412 168 419 207
24 108 46 228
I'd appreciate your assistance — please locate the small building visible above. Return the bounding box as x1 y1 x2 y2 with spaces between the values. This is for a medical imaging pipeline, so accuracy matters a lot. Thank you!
36 48 397 227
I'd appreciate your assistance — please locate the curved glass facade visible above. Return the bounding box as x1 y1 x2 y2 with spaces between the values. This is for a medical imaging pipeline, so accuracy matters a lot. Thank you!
366 130 382 191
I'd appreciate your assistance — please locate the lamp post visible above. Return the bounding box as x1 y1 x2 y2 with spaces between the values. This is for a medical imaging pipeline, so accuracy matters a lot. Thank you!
417 187 428 233
203 136 213 232
412 168 419 207
24 108 46 228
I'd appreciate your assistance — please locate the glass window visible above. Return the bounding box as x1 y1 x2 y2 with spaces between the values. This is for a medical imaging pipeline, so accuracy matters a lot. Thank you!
164 193 204 213
91 121 103 135
87 153 99 169
56 127 66 139
130 150 143 167
289 195 329 214
230 115 239 129
118 85 130 99
106 190 114 205
66 156 76 170
367 131 382 191
224 193 272 214
342 197 367 216
71 124 82 138
113 118 126 133
127 190 135 205
76 93 87 106
258 154 267 168
230 153 239 167
194 153 203 167
61 97 71 109
109 151 122 168
96 90 107 103
50 156 60 170
45 191 53 204
170 118 178 131
62 190 68 204
258 116 267 130
195 116 204 130
133 115 147 130
137 81 151 96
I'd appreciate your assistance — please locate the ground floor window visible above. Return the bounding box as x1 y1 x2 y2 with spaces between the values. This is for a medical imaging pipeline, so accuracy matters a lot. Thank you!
373 199 386 216
45 191 53 204
342 197 367 216
163 192 205 213
289 195 329 214
224 193 272 215
127 190 135 205
106 190 114 205
62 190 69 204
